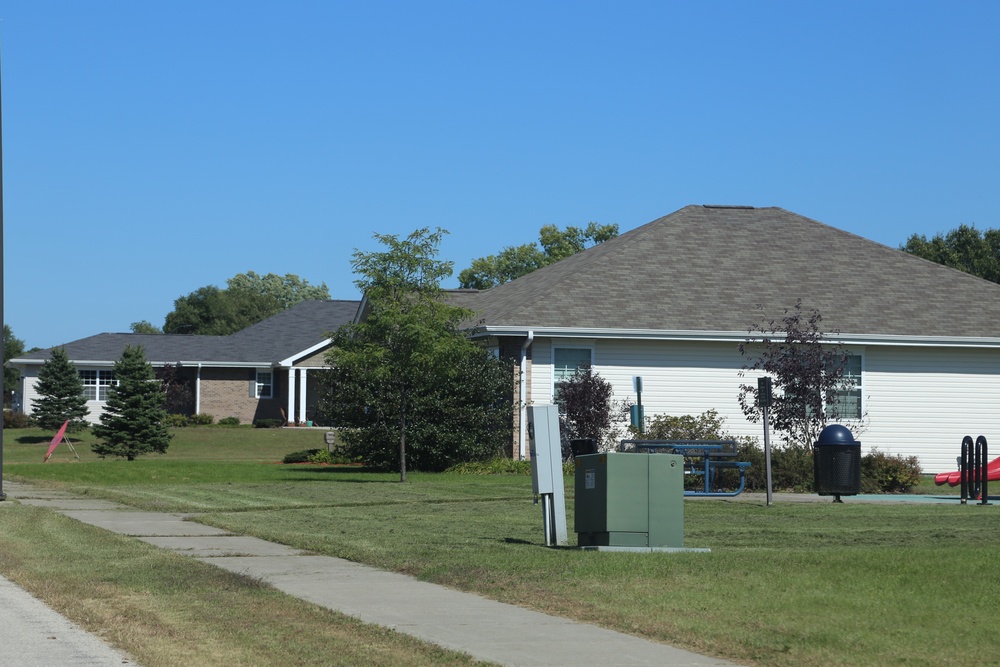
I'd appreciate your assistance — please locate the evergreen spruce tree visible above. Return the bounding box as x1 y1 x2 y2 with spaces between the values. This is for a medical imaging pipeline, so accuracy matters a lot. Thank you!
30 347 90 432
92 345 172 460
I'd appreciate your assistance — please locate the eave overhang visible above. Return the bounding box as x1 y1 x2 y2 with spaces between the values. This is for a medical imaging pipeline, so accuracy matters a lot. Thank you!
467 326 1000 349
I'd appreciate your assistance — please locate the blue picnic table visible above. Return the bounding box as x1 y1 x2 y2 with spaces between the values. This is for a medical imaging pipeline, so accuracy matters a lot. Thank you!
619 439 752 497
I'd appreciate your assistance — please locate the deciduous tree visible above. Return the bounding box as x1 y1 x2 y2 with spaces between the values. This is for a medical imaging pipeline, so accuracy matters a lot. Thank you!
226 271 330 309
130 320 162 334
30 347 90 432
458 222 618 289
162 272 330 335
319 228 513 479
556 366 628 457
92 346 172 460
737 301 858 449
901 224 1000 284
4 325 25 407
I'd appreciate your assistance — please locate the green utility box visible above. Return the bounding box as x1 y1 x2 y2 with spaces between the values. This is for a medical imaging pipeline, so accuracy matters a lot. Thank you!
574 452 685 549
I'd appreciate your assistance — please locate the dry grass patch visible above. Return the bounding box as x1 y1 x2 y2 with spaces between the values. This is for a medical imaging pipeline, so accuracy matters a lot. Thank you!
0 503 494 667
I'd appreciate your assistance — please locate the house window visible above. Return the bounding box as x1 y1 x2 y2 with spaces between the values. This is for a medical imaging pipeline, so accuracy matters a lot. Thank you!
79 370 115 402
553 346 593 397
828 354 862 420
255 370 273 399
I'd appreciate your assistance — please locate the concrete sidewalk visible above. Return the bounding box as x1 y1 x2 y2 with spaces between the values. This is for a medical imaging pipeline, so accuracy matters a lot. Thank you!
2 480 741 667
0 573 141 666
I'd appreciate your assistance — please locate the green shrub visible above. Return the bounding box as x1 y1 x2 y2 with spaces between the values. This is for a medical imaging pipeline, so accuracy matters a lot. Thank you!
253 419 282 429
862 448 922 493
282 449 316 464
167 414 190 428
190 413 214 426
282 447 361 465
644 410 730 441
308 449 335 464
217 416 240 427
3 411 34 428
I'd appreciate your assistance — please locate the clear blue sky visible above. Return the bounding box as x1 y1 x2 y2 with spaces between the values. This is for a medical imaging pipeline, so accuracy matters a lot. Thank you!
3 1 998 350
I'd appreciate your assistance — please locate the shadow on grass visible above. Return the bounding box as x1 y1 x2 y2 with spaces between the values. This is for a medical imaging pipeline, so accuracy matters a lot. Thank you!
279 466 403 483
15 436 52 445
282 465 381 474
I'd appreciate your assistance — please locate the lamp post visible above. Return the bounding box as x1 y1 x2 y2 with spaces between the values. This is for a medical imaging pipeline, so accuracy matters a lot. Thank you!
758 376 773 506
1 47 7 501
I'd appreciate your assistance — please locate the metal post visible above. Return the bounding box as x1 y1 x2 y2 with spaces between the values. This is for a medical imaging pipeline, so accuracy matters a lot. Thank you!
960 436 971 505
977 436 989 506
763 407 773 506
974 436 983 500
758 377 774 507
0 46 6 502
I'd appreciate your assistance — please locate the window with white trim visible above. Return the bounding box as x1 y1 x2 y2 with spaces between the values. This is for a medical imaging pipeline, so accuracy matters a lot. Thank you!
828 354 862 420
79 370 115 402
553 346 593 397
255 370 273 399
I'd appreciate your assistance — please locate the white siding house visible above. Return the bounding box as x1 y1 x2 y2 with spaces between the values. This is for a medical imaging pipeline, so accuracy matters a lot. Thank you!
453 205 1000 473
521 335 1000 472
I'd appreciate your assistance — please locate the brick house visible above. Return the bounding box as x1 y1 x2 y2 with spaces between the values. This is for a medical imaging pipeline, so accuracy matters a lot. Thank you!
11 300 359 426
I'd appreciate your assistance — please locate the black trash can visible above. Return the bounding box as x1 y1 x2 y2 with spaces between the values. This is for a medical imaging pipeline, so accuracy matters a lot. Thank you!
813 424 861 501
570 438 598 457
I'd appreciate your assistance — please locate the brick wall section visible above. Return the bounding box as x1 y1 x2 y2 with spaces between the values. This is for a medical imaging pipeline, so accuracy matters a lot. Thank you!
199 367 282 425
498 337 531 459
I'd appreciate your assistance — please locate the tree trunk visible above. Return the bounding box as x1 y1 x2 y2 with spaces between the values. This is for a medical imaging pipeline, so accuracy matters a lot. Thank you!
399 388 407 483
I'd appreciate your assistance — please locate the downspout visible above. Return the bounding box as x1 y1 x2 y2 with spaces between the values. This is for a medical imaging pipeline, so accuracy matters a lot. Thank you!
195 364 202 415
519 330 534 460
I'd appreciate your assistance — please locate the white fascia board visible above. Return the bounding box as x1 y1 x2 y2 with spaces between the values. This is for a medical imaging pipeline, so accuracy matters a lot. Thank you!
177 361 276 368
16 359 118 367
13 358 289 369
278 338 333 367
470 326 1000 349
9 358 46 367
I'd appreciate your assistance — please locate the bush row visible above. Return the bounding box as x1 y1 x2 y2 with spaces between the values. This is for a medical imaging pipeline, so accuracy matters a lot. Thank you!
166 414 243 427
282 448 361 465
446 410 923 494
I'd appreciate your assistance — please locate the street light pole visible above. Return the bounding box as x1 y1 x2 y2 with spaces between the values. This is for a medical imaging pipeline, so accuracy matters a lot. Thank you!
1 44 7 501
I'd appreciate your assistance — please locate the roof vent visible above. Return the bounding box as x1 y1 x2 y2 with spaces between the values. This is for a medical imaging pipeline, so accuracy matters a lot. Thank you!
702 205 755 209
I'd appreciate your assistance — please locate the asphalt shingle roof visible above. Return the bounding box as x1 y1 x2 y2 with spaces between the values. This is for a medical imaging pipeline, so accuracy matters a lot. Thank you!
15 300 360 365
457 205 1000 340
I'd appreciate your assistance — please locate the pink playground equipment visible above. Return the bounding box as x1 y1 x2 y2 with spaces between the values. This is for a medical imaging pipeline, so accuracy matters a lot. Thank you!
934 435 995 504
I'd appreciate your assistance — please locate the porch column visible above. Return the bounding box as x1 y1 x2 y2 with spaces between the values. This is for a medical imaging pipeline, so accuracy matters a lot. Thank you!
298 368 308 424
286 368 296 424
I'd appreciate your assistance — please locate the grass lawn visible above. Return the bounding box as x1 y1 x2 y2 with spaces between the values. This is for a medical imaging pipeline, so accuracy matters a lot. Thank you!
3 426 999 667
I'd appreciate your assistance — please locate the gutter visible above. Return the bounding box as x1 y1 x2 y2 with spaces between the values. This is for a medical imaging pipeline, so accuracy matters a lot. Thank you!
518 330 534 460
469 326 1000 349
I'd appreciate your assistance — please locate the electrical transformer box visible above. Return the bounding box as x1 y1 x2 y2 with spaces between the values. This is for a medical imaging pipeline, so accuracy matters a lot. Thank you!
574 452 685 549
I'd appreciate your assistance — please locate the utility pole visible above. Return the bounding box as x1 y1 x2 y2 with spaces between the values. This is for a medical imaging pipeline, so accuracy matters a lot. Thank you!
1 44 7 501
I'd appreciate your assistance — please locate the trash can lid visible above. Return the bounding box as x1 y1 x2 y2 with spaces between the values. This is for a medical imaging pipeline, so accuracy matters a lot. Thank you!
815 424 860 446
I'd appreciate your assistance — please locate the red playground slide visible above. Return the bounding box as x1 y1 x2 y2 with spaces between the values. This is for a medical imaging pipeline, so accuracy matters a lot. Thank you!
934 455 1000 486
